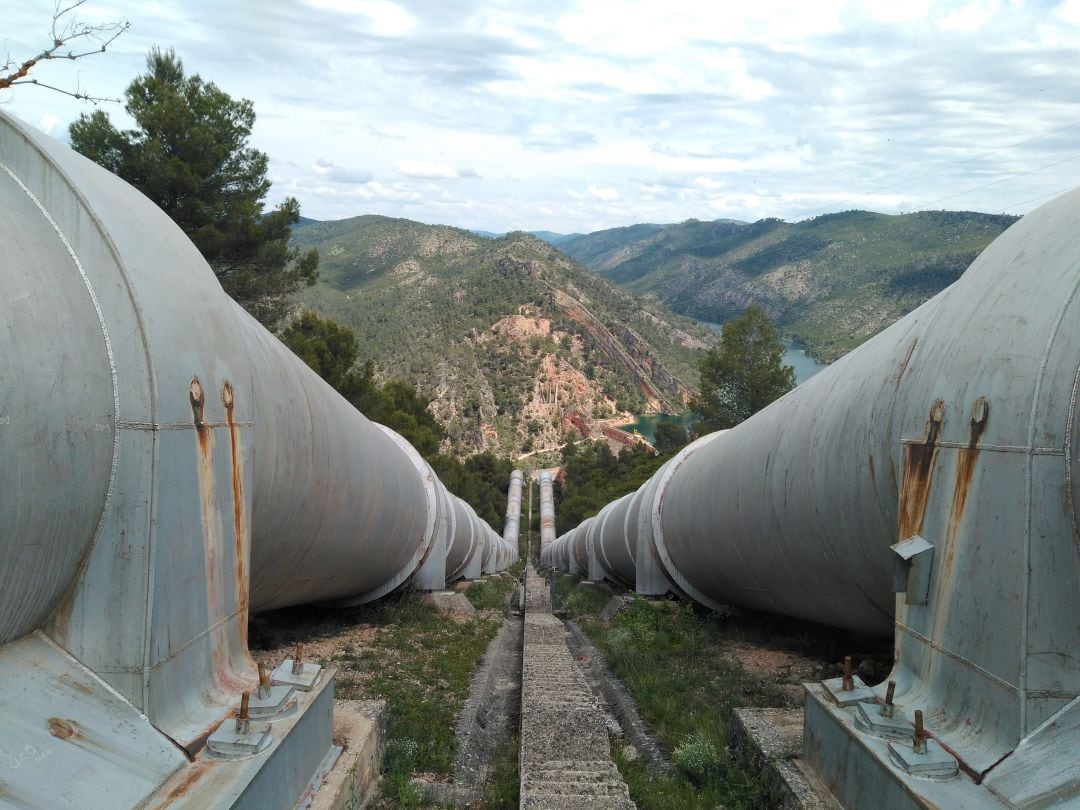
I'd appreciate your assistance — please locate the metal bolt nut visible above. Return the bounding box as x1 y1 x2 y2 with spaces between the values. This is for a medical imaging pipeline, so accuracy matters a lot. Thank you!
842 656 854 692
880 680 896 719
257 662 271 700
236 691 251 735
913 710 927 754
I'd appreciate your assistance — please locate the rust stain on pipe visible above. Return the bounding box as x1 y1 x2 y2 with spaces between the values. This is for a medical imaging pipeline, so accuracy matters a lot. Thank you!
931 398 990 643
943 398 989 577
189 377 220 615
898 399 945 540
222 381 249 648
47 717 79 740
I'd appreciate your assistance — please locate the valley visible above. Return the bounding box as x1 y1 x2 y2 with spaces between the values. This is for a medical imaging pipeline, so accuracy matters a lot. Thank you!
289 207 1017 459
290 217 710 457
557 209 1018 362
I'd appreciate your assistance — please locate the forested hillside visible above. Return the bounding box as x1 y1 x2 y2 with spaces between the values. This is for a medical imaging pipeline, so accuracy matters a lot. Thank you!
561 210 1018 361
290 217 710 456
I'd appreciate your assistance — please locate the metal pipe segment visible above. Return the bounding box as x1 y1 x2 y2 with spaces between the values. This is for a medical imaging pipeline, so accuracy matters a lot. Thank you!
0 112 513 808
446 495 482 582
538 469 556 550
550 190 1080 807
503 469 523 550
596 493 634 585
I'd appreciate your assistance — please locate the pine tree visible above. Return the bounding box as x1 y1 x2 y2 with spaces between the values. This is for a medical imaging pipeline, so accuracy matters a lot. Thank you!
69 48 317 325
693 305 796 431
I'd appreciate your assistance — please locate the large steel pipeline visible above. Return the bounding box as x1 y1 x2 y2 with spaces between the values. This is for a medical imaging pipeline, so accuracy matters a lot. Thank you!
551 192 1080 807
538 469 556 550
0 112 513 808
502 469 523 553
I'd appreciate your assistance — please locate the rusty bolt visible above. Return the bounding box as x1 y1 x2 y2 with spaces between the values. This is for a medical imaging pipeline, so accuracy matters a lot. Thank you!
880 680 896 718
930 399 946 424
842 656 854 691
257 662 271 700
236 691 251 735
189 377 205 422
292 644 304 676
913 710 927 754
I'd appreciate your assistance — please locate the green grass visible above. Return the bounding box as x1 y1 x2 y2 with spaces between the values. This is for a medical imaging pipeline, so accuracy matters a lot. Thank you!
479 733 520 809
250 586 515 809
464 575 517 610
552 573 613 617
558 580 798 809
596 599 786 807
337 589 504 808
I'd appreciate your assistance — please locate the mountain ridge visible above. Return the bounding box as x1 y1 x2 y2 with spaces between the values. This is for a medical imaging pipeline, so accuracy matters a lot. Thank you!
558 209 1019 361
289 217 709 456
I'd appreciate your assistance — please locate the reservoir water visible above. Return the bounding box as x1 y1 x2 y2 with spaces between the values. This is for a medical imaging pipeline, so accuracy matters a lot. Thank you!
618 321 827 443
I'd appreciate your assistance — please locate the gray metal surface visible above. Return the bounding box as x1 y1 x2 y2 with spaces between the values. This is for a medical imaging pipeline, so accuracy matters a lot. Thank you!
0 632 188 809
0 111 510 808
446 495 478 582
596 493 634 585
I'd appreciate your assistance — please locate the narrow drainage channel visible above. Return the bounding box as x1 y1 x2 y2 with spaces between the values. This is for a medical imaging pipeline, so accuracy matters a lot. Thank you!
413 582 525 807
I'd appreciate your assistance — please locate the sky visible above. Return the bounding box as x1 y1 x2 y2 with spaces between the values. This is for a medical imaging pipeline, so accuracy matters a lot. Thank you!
5 0 1080 233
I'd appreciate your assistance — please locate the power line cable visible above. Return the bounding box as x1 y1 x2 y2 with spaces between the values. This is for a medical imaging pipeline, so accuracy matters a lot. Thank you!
997 186 1077 212
906 152 1080 210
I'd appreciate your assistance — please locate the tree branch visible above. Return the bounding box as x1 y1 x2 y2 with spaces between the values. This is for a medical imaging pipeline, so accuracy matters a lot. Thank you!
1 1 129 102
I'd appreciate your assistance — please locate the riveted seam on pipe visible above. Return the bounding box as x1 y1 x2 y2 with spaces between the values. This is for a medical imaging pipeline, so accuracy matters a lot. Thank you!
118 420 256 430
900 439 1064 455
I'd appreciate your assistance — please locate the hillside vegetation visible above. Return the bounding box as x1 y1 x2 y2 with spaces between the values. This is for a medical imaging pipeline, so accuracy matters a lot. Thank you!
560 210 1018 361
290 217 709 456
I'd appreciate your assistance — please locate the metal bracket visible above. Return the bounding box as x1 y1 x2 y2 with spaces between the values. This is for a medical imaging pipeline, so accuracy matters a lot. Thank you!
887 737 959 780
206 721 273 759
891 535 935 605
853 701 912 740
822 675 876 707
248 684 297 720
272 658 323 692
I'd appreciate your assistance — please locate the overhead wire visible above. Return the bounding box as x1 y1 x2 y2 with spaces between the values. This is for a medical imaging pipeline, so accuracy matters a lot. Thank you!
907 151 1080 210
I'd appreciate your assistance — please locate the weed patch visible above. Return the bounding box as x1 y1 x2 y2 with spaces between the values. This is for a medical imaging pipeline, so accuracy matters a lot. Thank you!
464 576 517 611
250 588 504 810
558 580 888 809
478 733 520 809
552 573 612 617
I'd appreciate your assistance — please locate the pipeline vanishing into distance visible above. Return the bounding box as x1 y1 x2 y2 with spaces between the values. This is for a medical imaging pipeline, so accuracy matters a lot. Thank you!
543 187 1080 807
3 104 1079 809
0 112 518 809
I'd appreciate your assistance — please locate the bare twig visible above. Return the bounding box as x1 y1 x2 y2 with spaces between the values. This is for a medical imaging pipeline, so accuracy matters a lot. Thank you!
1 1 129 103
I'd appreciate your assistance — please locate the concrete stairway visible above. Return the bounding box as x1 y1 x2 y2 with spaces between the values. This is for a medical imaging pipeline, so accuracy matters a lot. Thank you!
519 565 634 809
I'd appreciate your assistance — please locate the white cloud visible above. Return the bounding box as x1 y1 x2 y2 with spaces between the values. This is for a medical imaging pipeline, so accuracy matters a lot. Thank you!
395 160 460 179
311 158 374 184
5 0 1080 231
568 184 620 202
37 114 60 134
937 1 1001 31
304 0 415 35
